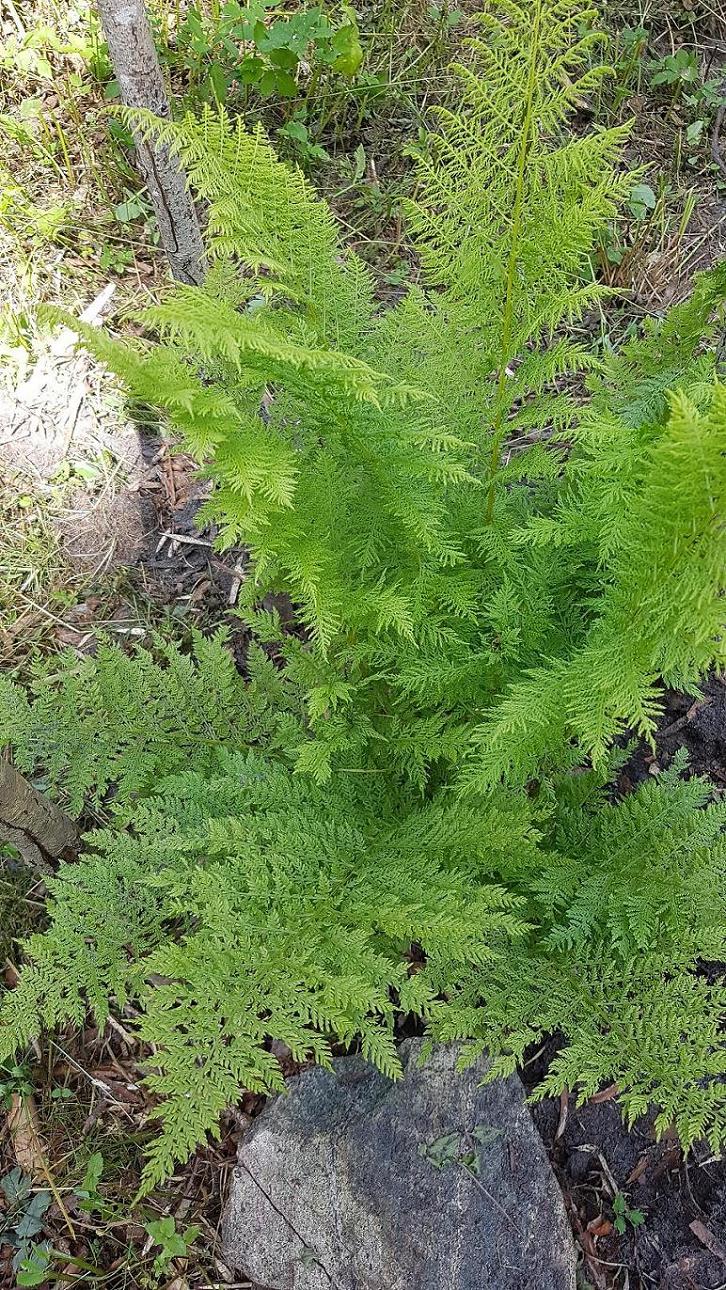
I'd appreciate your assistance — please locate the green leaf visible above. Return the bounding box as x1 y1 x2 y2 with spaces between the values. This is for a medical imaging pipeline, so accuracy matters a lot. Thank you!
236 54 265 84
16 1245 53 1287
279 119 309 144
207 63 230 104
353 143 366 179
258 9 329 55
268 47 299 71
330 23 363 78
628 183 656 220
418 1132 460 1169
80 1152 104 1196
685 119 704 147
16 1192 51 1241
146 1216 176 1243
1 1168 30 1205
259 68 297 98
113 197 145 223
472 1123 504 1146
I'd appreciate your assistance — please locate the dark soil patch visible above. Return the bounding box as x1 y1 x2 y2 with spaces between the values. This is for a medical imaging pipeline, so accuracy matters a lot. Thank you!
140 488 247 621
619 674 726 790
533 1076 726 1290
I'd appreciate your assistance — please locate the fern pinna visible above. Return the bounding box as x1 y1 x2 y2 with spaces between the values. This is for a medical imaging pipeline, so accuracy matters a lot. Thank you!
2 0 725 1184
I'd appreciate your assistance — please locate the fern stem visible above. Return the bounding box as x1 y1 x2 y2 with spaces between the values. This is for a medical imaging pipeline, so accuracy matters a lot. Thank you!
484 0 544 523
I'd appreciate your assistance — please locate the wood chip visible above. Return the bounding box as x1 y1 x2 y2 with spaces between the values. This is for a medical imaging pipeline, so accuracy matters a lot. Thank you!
7 1093 46 1177
588 1082 619 1105
689 1219 726 1266
626 1154 650 1186
587 1216 613 1239
555 1087 569 1141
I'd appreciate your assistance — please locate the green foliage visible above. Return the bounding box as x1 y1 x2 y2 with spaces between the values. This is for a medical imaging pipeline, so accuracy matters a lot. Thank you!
1 644 724 1185
0 1061 33 1106
0 1168 52 1284
0 629 297 814
645 43 726 169
612 1191 645 1235
448 754 726 1156
145 1216 199 1277
60 5 726 793
153 0 363 108
649 48 699 93
0 635 529 1190
5 0 726 1189
609 23 649 103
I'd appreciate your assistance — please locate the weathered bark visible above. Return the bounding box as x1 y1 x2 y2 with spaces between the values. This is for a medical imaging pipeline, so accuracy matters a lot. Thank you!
96 0 206 285
0 761 78 876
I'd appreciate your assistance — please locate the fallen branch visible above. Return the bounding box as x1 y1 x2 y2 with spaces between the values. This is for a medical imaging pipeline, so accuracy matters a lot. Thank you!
0 760 78 875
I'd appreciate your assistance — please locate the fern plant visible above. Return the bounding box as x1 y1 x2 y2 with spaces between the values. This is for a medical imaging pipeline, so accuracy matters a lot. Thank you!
48 0 671 789
444 752 726 1154
1 645 724 1185
3 0 726 1185
0 635 531 1189
51 0 726 788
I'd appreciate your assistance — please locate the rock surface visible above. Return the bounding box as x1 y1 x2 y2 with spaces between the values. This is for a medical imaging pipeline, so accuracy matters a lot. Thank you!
222 1039 577 1290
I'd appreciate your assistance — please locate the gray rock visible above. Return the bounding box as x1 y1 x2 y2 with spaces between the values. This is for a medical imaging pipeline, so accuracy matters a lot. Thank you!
222 1039 576 1290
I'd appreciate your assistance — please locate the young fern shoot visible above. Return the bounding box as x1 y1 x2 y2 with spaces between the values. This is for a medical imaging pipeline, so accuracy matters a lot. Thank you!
405 0 629 517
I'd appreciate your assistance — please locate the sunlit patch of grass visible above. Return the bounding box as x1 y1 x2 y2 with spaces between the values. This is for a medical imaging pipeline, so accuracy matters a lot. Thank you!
0 478 74 669
0 0 164 332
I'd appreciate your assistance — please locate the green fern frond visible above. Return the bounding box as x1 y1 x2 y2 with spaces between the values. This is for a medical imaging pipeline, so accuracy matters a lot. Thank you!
118 104 375 353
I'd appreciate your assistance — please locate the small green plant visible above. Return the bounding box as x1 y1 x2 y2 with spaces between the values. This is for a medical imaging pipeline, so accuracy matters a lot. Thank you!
159 0 363 108
609 23 649 103
418 1123 501 1176
627 180 656 221
16 1244 54 1289
649 48 700 96
0 1169 52 1285
681 78 726 169
112 189 159 243
75 1151 107 1214
98 242 135 274
0 25 59 82
596 177 659 267
0 1061 34 1105
144 1216 200 1278
277 114 331 166
418 1131 461 1170
646 47 726 171
612 1190 645 1236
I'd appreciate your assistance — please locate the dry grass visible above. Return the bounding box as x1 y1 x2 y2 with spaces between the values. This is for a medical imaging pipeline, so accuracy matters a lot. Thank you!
598 0 726 304
0 0 165 332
